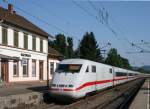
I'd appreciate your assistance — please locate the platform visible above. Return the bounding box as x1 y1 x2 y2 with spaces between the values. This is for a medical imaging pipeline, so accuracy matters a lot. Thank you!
0 81 50 109
0 81 48 96
129 78 150 109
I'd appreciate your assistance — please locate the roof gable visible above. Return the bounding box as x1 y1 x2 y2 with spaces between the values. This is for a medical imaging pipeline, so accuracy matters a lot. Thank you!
0 6 53 38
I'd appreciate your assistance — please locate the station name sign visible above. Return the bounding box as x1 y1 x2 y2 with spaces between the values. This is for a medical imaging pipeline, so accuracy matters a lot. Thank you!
21 53 31 57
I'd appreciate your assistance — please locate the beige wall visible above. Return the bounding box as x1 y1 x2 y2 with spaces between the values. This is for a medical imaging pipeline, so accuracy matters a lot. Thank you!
0 25 49 82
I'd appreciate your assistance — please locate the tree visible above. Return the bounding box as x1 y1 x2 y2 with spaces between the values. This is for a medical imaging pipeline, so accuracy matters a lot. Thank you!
137 67 145 73
121 57 131 69
49 34 75 58
105 48 121 67
77 32 102 62
49 34 67 56
105 48 131 69
66 37 74 58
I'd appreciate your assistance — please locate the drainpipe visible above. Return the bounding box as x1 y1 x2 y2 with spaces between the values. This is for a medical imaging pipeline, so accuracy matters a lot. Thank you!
0 20 2 83
0 59 1 83
47 53 49 88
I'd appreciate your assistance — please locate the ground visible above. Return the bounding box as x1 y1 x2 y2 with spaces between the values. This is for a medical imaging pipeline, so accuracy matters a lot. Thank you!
0 81 48 97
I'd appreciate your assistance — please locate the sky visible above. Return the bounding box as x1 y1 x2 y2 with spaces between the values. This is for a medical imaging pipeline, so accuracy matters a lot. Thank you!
0 0 150 67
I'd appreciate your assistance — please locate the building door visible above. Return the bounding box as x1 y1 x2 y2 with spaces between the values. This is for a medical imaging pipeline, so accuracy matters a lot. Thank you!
1 60 9 82
39 61 43 80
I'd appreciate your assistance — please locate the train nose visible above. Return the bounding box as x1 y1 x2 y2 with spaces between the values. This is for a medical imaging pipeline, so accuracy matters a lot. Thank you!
49 88 77 101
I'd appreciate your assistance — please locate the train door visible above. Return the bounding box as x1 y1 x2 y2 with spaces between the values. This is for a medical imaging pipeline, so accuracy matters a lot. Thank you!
113 68 117 86
91 65 97 91
84 64 97 94
112 67 115 86
95 66 105 90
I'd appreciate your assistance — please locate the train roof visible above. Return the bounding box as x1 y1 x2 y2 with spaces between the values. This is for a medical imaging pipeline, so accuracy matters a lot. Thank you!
60 58 140 74
60 59 141 74
60 59 113 67
60 59 93 65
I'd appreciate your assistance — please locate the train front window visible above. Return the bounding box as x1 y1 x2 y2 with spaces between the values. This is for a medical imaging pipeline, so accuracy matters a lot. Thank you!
56 64 82 73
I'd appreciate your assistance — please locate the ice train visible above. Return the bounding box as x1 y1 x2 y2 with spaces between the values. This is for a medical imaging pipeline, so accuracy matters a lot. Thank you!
49 59 140 100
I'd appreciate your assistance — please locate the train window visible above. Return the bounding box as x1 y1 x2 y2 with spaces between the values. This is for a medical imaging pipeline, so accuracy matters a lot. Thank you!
129 73 133 76
51 84 56 87
116 72 127 76
129 73 131 76
56 64 82 73
56 63 59 69
69 84 73 88
92 66 96 73
86 66 89 72
109 68 112 73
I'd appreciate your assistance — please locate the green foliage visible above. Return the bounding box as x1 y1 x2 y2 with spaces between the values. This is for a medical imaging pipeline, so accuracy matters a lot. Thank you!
105 48 131 69
76 32 103 62
49 34 67 56
136 67 149 73
66 37 74 58
49 34 74 58
105 48 120 67
121 57 131 69
49 32 132 70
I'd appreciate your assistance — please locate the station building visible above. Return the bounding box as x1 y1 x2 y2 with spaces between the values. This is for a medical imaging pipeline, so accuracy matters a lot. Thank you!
0 4 57 83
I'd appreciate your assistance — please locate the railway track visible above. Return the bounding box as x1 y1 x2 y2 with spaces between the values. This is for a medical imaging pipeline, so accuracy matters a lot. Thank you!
12 78 145 109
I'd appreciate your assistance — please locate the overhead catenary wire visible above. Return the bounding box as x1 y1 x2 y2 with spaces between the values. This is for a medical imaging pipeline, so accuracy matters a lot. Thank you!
71 0 109 47
72 0 132 57
74 1 149 66
5 0 111 48
28 0 82 43
72 0 96 19
72 0 121 45
99 2 148 52
98 1 149 53
141 40 150 49
29 0 71 26
87 0 149 66
86 0 129 48
126 40 150 54
3 0 78 40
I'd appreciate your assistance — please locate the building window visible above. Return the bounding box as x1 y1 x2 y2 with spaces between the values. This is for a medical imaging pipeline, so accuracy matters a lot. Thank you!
2 27 7 45
50 62 54 74
13 61 19 77
22 59 28 77
32 60 36 77
14 30 19 47
24 33 28 49
32 36 36 51
40 39 43 52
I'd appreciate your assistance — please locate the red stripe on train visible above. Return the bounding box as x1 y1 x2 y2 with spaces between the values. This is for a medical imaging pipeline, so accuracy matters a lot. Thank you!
50 77 131 92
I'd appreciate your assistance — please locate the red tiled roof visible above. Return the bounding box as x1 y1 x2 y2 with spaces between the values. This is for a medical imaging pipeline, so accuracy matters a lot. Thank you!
0 6 53 38
48 46 63 57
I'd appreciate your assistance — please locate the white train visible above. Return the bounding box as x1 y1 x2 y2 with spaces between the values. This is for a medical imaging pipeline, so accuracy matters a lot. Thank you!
49 59 140 100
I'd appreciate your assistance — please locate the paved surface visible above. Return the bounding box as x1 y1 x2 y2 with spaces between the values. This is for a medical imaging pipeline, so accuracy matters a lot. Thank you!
129 78 150 109
0 81 51 109
0 81 49 97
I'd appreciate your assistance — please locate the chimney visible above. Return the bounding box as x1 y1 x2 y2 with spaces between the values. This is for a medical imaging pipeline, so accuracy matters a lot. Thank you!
8 4 13 13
